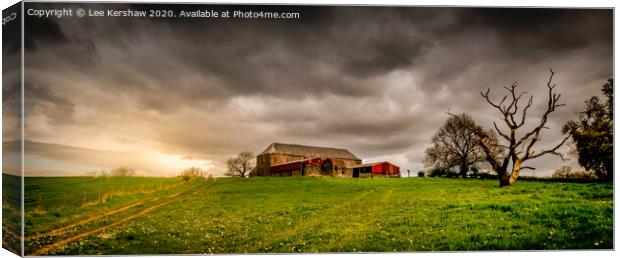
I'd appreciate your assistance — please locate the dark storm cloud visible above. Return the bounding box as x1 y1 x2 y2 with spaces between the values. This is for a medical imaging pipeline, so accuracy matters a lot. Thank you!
26 4 450 105
20 3 613 176
26 4 611 102
24 15 69 51
2 2 22 54
2 2 23 143
413 8 613 93
2 82 19 104
461 8 612 53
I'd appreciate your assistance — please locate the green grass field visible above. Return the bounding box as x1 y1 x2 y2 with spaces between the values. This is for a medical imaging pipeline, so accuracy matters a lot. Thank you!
24 176 191 233
2 174 22 254
8 176 614 255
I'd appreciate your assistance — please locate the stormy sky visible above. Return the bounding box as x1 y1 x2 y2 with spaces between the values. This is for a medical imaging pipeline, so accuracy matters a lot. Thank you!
4 3 613 176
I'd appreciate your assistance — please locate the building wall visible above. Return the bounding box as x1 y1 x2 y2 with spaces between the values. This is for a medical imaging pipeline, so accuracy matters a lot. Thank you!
359 172 373 178
255 154 270 176
255 153 362 177
256 153 307 176
332 159 361 177
268 164 322 177
304 164 322 176
358 172 400 178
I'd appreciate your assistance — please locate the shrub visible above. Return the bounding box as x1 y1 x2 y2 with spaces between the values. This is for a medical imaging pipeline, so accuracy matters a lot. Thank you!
83 167 137 178
417 171 425 177
469 165 480 178
446 171 459 178
109 167 136 177
180 167 208 181
428 167 450 177
551 166 597 180
478 171 497 179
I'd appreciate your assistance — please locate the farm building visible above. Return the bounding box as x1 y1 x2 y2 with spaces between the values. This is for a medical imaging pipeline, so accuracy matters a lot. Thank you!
252 143 362 177
251 143 401 178
350 161 401 178
268 157 326 176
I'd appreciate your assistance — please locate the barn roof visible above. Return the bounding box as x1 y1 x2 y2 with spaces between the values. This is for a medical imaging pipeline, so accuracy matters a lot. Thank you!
259 143 361 161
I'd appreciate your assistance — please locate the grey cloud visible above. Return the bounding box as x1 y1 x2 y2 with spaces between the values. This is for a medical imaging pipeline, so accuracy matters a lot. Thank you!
25 83 75 124
460 8 612 54
16 3 613 176
25 15 69 52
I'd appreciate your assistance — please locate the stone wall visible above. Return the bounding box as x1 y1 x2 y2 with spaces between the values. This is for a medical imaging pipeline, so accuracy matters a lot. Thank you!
304 163 322 176
341 168 354 178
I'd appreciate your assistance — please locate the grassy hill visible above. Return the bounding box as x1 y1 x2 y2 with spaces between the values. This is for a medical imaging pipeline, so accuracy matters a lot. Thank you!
10 176 614 254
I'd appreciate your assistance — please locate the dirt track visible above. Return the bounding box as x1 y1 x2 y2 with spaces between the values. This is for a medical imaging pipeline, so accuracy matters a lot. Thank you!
27 179 215 256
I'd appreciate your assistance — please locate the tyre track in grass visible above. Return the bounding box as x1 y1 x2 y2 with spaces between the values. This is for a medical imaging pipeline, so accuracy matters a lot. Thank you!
27 179 216 256
24 181 189 241
25 197 163 241
246 191 372 253
328 189 394 250
254 189 394 253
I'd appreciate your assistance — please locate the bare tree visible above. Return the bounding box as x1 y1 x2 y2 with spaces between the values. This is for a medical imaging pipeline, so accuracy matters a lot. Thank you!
424 113 485 177
226 151 255 177
474 69 569 187
424 144 457 172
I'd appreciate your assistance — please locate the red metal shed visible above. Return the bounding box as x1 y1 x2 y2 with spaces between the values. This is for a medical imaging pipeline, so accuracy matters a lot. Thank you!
370 162 400 175
351 161 400 177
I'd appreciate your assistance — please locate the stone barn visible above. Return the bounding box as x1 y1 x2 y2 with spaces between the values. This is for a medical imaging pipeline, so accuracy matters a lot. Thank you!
252 143 362 177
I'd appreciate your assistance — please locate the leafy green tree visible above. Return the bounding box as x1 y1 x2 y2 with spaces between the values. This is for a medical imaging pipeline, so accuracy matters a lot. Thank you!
563 79 613 181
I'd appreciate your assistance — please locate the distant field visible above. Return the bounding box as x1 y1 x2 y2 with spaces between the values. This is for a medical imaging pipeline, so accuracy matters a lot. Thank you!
10 176 614 255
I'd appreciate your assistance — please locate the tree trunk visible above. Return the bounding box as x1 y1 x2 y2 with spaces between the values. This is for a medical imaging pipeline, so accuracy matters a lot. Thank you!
459 161 468 178
499 160 522 187
499 175 511 187
604 160 613 182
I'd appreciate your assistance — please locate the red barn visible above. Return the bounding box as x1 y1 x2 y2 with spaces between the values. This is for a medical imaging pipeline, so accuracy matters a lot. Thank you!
253 143 362 177
351 161 401 178
249 143 402 178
